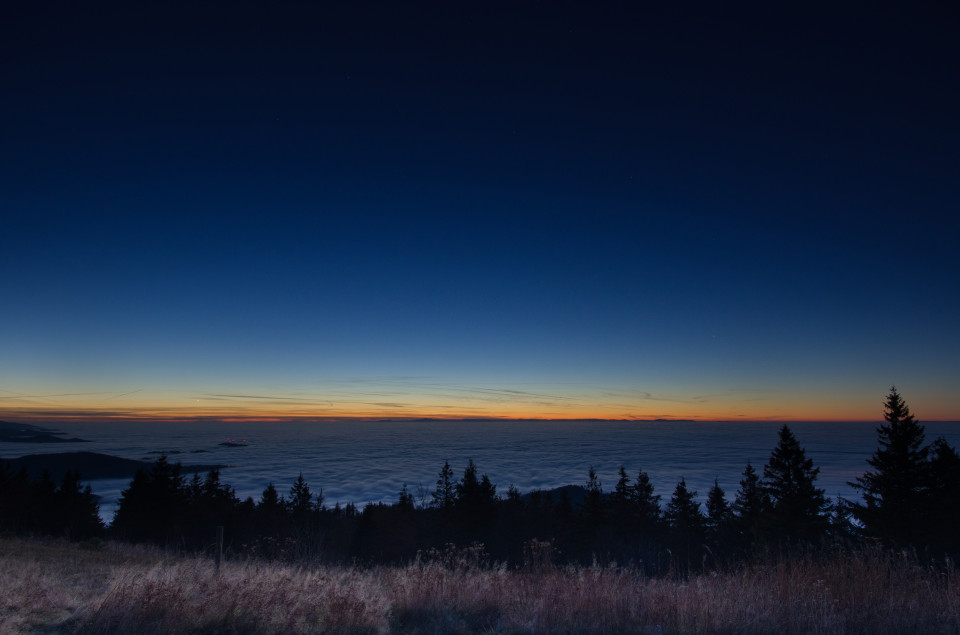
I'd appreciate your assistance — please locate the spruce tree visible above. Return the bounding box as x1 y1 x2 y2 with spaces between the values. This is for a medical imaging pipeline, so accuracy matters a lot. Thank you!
850 387 930 546
183 468 241 547
259 482 284 510
455 459 497 522
397 483 415 512
455 459 480 505
256 482 287 536
705 478 732 553
665 478 703 532
732 461 765 547
56 470 103 540
926 437 960 554
664 478 704 571
632 467 662 530
611 465 633 521
582 466 604 523
112 455 188 545
762 425 829 544
706 479 730 528
432 460 456 510
288 472 315 516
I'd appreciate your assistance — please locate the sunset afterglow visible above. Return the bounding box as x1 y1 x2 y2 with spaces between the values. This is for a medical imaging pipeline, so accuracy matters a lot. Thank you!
2 3 958 426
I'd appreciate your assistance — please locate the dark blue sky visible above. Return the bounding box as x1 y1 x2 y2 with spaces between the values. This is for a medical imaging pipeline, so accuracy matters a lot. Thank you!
3 2 958 421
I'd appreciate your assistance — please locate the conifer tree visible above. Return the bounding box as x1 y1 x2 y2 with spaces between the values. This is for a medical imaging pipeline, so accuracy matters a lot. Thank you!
287 473 320 547
455 459 481 505
479 474 497 505
56 470 103 540
455 460 497 525
664 478 704 571
665 478 703 533
259 482 284 511
183 468 241 546
732 461 766 546
288 473 315 516
397 483 415 512
613 465 631 504
112 455 187 545
607 465 634 526
632 467 661 530
762 425 829 544
256 482 287 537
505 484 522 506
432 460 456 510
926 437 960 554
582 466 604 523
828 496 858 544
705 478 731 547
32 469 58 534
850 387 931 546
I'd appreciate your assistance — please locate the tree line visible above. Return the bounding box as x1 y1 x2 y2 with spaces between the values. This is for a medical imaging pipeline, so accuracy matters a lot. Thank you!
2 387 958 571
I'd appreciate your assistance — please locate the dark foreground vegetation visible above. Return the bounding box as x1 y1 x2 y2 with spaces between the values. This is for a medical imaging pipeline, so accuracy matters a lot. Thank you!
2 388 959 575
3 535 959 634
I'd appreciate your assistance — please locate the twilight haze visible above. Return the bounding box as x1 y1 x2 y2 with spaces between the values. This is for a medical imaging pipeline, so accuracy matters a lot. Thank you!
2 3 958 423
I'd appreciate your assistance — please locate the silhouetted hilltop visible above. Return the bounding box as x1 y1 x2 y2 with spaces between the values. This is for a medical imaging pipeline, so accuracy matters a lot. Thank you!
0 421 89 443
1 451 226 482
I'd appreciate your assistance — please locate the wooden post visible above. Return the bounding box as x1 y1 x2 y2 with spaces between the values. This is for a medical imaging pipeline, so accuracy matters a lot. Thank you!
215 525 224 576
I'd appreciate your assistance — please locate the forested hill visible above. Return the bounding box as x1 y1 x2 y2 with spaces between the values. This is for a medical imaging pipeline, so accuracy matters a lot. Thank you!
1 451 226 482
0 421 88 443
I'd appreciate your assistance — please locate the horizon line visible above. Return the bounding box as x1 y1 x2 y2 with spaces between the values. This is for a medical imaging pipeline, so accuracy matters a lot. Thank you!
4 415 959 425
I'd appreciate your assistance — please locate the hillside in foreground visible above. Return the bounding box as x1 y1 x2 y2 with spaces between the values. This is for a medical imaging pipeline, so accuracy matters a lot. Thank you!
3 536 958 634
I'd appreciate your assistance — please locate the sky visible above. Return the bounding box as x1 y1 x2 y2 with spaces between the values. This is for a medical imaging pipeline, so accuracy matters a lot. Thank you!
2 2 958 423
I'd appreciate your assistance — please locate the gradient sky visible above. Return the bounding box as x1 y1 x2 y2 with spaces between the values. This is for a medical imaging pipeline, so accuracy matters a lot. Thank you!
2 3 958 423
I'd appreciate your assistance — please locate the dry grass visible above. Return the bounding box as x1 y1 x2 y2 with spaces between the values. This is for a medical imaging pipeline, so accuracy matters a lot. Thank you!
2 536 958 634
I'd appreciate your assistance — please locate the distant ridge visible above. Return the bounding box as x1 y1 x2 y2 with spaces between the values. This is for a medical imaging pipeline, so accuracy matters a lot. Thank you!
0 420 89 443
0 451 227 482
371 417 697 423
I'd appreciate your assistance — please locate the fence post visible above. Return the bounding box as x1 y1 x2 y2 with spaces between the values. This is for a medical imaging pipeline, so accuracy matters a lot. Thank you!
215 525 224 576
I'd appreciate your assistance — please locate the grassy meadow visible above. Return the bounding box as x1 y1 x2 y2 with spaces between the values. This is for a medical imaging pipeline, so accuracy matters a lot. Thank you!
3 536 959 634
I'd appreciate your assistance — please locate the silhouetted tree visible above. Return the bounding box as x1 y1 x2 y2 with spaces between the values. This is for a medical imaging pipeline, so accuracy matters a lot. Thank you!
432 460 456 510
828 496 859 544
762 425 829 544
0 462 102 539
0 459 26 533
664 478 704 572
732 461 766 549
705 478 732 556
611 466 632 521
454 459 497 534
850 387 931 547
31 469 58 534
259 482 284 510
183 468 240 547
926 437 960 554
582 466 604 523
632 467 662 531
112 455 188 546
397 483 415 512
56 470 103 540
288 473 317 516
455 460 496 508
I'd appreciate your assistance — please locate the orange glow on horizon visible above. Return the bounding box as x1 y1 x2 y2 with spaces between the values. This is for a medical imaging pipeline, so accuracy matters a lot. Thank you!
4 405 959 424
2 384 958 424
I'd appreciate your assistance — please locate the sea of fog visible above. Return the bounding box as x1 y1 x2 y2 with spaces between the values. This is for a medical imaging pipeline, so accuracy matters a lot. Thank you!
4 420 960 523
